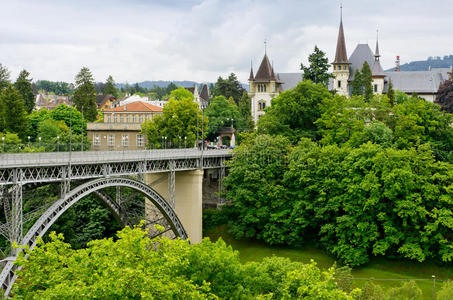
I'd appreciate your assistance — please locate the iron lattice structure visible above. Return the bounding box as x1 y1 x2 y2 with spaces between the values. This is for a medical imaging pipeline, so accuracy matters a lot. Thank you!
0 149 231 297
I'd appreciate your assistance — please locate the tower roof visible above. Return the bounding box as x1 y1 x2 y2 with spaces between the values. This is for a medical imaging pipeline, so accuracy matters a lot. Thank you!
333 19 349 64
375 39 380 58
254 54 277 81
249 63 254 81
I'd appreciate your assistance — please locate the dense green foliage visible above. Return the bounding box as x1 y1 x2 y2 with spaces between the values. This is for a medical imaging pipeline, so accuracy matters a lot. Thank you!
225 79 453 267
212 73 245 105
142 87 207 148
73 67 97 121
204 95 241 140
14 70 35 113
0 84 28 139
13 225 360 299
350 62 373 101
257 80 333 142
300 46 333 87
103 75 119 98
0 63 10 90
35 80 74 95
226 135 453 267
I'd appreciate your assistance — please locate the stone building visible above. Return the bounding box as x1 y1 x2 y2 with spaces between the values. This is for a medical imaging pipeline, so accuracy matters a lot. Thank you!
331 12 450 102
87 101 162 151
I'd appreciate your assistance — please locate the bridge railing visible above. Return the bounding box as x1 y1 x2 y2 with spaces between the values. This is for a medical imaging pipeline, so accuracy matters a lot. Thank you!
0 148 232 168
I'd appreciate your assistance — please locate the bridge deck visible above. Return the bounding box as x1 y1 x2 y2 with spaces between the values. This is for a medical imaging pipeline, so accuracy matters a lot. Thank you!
0 149 231 168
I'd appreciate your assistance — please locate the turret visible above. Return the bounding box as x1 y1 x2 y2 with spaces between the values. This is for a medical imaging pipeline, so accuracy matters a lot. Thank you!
332 6 351 96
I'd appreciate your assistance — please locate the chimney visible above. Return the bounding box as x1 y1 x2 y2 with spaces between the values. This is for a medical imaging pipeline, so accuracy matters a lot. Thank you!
123 104 127 111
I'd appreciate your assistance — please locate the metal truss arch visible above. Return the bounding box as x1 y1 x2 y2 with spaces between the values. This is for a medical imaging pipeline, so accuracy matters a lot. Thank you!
0 177 187 297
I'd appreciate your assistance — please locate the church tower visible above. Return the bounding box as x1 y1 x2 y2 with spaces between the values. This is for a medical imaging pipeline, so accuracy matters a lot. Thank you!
371 33 385 95
332 8 350 96
249 52 281 124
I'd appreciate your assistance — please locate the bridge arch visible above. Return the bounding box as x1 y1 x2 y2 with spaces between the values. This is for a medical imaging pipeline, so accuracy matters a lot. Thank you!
0 177 187 296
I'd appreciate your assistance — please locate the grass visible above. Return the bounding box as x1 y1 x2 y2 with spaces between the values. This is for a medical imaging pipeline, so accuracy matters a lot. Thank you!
205 225 453 299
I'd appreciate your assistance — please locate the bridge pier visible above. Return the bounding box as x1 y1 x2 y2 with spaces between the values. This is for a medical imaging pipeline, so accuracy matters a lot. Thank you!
145 169 203 243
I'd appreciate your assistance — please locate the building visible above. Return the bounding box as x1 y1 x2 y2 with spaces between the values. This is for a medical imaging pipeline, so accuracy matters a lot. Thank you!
248 53 283 123
95 94 119 110
35 94 73 110
186 84 209 109
87 101 162 151
331 12 451 102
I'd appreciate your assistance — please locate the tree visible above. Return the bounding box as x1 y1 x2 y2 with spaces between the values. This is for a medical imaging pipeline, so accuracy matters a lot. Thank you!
14 70 35 113
212 73 244 104
49 104 85 135
435 78 453 113
103 75 119 98
165 82 178 96
387 79 395 107
35 80 74 95
300 45 334 87
0 63 10 90
238 91 254 132
350 69 363 96
73 67 97 121
204 95 241 140
0 84 28 138
361 61 373 101
142 87 207 148
257 80 333 142
13 224 358 298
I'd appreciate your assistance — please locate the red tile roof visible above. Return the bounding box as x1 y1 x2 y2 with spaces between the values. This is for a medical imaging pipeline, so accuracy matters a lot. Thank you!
103 101 162 112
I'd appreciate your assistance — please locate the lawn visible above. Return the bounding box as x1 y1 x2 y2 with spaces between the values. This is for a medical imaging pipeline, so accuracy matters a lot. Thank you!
205 225 453 299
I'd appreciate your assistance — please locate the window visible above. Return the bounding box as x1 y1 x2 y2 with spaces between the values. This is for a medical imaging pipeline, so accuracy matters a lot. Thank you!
258 101 266 111
114 115 118 123
120 115 124 123
93 134 100 146
137 134 144 147
334 65 336 70
374 84 378 92
133 115 137 123
343 66 347 70
107 134 115 147
337 80 341 88
127 115 131 123
121 134 129 147
139 115 144 124
106 116 111 123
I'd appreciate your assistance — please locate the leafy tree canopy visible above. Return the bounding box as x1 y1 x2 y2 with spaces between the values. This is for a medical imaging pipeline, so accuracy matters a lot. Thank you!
14 69 35 114
300 45 333 87
103 75 119 98
212 73 244 105
204 95 241 140
435 77 453 113
142 87 207 148
257 80 333 142
73 67 98 121
0 84 28 139
0 63 10 90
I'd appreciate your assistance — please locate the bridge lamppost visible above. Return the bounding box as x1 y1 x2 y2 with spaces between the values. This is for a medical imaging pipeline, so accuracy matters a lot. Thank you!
27 136 30 148
38 137 42 149
1 136 4 152
164 136 167 149
57 136 60 152
161 136 164 149
184 136 187 148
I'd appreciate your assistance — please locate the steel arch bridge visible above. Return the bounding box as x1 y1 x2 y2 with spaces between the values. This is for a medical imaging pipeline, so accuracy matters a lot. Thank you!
0 177 187 296
0 148 231 297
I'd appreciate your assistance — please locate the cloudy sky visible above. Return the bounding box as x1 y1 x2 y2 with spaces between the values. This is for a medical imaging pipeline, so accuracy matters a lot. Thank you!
1 0 452 84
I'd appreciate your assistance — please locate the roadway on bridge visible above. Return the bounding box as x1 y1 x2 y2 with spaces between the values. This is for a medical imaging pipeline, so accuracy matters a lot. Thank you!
0 149 232 168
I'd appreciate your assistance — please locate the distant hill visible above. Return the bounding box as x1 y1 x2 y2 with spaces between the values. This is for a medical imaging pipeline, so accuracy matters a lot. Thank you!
116 80 249 91
386 55 453 72
116 80 199 89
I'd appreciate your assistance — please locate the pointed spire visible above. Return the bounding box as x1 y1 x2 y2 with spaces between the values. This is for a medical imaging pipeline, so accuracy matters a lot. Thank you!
333 5 349 64
249 60 254 81
375 29 380 61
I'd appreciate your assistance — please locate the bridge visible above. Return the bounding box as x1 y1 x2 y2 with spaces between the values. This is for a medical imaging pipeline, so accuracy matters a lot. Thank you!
0 148 232 296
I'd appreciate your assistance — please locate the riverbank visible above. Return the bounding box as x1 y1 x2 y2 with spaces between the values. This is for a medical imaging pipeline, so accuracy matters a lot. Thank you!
205 225 453 299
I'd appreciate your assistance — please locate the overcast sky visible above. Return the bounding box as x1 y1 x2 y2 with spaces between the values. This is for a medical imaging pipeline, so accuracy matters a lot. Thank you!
1 0 452 84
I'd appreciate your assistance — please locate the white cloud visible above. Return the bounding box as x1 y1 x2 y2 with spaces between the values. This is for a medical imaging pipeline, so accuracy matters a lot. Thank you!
0 0 452 84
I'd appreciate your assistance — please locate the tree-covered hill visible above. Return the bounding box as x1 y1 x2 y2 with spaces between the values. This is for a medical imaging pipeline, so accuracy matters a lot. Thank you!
386 55 453 71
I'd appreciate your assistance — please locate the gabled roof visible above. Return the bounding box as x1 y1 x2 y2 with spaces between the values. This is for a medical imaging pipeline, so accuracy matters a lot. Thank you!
103 101 162 112
384 68 451 94
199 84 209 101
255 54 277 82
348 44 375 79
96 94 116 107
371 61 385 77
334 20 349 64
276 73 303 91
